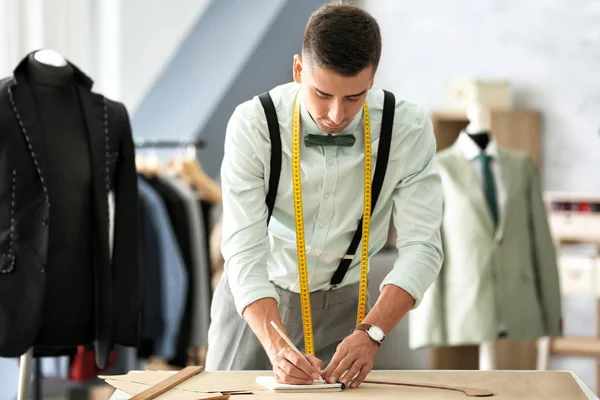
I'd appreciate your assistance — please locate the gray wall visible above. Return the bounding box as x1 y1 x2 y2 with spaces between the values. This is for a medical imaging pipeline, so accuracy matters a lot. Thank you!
131 0 330 180
131 0 288 146
120 0 212 112
196 0 329 178
361 0 600 390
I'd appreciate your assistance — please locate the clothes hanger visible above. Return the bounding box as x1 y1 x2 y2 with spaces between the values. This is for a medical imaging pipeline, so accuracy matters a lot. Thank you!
135 154 148 174
180 158 222 205
135 149 162 177
146 152 162 176
166 144 222 205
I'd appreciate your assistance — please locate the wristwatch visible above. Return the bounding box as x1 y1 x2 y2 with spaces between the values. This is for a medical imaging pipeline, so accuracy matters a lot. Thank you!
354 324 386 345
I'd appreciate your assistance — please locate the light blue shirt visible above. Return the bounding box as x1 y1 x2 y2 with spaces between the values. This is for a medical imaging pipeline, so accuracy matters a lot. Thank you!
221 82 443 316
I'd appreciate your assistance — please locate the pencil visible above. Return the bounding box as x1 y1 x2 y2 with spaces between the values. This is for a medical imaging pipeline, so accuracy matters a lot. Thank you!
269 320 325 382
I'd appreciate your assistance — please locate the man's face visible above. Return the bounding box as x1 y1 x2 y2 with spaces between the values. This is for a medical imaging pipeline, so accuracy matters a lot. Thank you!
293 55 374 134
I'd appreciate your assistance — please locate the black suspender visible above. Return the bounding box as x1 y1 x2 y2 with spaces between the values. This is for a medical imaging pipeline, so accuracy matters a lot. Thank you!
329 90 395 285
258 92 282 223
259 90 396 286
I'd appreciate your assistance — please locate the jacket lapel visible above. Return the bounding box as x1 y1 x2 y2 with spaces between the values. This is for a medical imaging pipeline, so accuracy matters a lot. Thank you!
77 86 112 365
494 149 514 242
445 143 495 234
77 87 109 245
8 81 50 197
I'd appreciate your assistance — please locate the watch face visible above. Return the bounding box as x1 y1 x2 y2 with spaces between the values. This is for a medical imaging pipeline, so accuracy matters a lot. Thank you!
368 325 384 341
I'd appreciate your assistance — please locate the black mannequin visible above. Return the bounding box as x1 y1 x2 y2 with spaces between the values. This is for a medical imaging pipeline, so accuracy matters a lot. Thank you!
25 53 95 346
0 50 140 368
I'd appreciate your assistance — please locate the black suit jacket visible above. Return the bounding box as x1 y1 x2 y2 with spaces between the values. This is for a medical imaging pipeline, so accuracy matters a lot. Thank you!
0 57 140 368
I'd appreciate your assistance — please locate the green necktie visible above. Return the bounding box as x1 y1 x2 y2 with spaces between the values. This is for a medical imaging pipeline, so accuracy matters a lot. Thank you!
304 133 356 147
476 153 499 228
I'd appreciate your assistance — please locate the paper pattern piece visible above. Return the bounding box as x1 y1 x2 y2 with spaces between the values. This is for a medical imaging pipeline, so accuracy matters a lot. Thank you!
102 370 589 399
255 376 343 392
100 371 256 394
104 380 224 400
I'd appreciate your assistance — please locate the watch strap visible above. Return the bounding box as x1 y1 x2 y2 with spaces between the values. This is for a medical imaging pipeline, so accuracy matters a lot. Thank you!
355 324 385 344
356 324 372 332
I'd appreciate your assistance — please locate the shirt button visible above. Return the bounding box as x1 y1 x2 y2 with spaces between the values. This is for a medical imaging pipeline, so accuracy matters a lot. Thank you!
327 158 334 165
325 193 330 199
319 222 325 228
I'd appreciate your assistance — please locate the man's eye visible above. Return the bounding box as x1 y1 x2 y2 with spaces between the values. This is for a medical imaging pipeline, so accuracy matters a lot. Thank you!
347 97 360 102
315 91 329 99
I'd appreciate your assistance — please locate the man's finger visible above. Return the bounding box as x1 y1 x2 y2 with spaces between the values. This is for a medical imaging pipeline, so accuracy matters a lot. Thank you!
322 346 348 379
286 350 320 379
339 359 363 386
350 363 373 388
305 354 324 372
327 355 354 384
273 369 284 384
279 357 313 380
274 364 313 385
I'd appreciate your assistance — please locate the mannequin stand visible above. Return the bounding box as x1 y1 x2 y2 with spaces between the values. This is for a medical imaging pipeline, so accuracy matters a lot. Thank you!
479 342 497 371
18 348 33 400
17 347 42 400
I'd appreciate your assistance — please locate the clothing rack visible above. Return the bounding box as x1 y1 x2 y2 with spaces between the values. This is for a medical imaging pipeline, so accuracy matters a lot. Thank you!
134 137 206 149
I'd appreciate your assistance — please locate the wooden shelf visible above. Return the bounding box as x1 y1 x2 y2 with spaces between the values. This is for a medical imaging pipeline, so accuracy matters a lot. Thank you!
548 212 600 244
541 192 600 394
554 235 600 244
545 192 600 203
432 109 541 165
550 337 600 357
431 111 468 121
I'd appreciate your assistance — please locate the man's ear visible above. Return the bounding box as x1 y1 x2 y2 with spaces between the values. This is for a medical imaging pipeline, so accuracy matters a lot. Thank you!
293 55 303 84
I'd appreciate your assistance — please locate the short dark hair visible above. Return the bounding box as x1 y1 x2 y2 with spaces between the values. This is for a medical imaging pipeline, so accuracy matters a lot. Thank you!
302 3 382 77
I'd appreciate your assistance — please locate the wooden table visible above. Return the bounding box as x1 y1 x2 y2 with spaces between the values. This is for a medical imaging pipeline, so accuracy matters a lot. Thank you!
108 370 598 399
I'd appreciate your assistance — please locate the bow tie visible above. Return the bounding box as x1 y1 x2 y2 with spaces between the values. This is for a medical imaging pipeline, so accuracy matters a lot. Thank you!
304 133 356 147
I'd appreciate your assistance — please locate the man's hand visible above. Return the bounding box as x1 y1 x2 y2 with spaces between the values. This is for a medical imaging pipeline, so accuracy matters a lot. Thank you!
321 330 378 388
241 298 324 385
271 348 324 385
321 285 415 388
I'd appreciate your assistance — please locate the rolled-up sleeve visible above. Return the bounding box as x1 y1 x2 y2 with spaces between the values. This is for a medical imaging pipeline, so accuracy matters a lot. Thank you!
220 105 280 316
379 108 444 308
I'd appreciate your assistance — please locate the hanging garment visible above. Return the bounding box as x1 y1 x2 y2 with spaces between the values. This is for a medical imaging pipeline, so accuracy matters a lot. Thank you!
137 178 188 360
146 176 194 367
137 182 164 358
209 204 224 293
161 176 211 349
409 142 562 349
0 52 140 368
69 346 117 382
200 200 216 291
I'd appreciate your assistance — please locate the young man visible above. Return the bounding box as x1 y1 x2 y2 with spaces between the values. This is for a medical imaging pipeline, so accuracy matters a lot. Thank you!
205 3 443 389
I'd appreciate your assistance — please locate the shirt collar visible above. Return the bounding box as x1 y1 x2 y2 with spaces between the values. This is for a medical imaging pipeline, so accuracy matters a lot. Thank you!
457 130 499 161
299 96 364 136
13 51 94 89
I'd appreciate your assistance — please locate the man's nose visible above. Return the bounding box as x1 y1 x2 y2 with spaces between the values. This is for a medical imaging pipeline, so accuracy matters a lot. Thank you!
328 100 345 125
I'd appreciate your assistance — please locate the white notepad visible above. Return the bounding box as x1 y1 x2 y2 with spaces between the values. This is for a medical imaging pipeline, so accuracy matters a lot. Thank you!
255 376 344 392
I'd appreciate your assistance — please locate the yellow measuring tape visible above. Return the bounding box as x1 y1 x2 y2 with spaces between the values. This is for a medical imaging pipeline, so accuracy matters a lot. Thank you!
291 94 372 356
